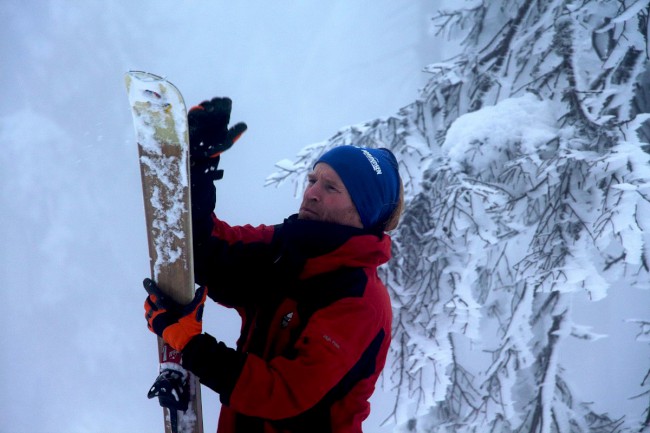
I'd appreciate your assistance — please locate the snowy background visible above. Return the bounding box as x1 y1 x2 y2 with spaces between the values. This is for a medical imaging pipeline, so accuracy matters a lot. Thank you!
2 1 650 433
0 1 434 432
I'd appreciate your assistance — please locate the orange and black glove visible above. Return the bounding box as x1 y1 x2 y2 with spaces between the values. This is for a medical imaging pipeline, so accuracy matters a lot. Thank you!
188 97 247 181
143 278 207 352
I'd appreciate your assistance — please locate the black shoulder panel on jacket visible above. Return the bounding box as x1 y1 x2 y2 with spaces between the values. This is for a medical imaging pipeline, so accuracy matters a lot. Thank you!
292 267 368 322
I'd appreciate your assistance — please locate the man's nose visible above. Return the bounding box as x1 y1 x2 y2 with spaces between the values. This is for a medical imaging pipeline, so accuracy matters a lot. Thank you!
304 184 321 201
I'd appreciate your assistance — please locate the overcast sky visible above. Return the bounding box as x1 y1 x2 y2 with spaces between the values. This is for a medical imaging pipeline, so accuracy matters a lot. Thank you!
0 2 437 432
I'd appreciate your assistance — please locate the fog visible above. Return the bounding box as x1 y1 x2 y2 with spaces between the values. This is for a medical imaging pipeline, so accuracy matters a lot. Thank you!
0 2 435 432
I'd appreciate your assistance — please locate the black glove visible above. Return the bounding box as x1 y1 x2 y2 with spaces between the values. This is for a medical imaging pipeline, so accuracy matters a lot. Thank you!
188 97 247 181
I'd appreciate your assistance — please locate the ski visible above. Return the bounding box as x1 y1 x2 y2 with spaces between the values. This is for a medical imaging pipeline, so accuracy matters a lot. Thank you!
125 71 203 433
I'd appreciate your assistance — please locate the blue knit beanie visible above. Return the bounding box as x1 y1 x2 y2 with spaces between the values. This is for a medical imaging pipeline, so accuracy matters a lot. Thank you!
315 145 400 230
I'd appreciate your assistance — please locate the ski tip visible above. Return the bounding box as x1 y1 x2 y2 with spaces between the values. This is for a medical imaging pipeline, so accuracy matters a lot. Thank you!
141 89 172 111
126 70 165 82
124 71 185 109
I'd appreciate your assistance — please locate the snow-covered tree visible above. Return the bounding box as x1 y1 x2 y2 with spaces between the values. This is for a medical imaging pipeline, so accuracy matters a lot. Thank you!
267 1 650 432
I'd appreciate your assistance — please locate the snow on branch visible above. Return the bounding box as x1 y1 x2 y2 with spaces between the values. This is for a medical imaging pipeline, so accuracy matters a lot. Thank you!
269 0 650 432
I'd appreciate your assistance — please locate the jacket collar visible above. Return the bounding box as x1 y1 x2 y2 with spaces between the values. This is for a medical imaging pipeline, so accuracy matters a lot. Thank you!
275 215 391 280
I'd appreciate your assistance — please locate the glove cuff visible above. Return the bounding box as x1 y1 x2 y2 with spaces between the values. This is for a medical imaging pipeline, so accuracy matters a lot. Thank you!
182 333 247 404
162 323 200 352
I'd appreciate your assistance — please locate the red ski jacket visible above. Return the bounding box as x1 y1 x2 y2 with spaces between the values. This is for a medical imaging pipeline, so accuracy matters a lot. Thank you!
181 213 393 433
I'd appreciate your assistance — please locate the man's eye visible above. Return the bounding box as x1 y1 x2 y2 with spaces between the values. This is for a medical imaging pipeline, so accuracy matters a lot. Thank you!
326 185 339 192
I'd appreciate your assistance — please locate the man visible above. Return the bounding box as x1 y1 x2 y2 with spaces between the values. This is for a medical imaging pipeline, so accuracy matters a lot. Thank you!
144 97 403 433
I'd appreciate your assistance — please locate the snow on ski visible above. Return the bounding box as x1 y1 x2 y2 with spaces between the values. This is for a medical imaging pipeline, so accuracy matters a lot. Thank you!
125 71 203 433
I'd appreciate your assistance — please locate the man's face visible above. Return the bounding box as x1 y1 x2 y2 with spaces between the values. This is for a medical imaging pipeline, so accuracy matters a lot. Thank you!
298 163 363 228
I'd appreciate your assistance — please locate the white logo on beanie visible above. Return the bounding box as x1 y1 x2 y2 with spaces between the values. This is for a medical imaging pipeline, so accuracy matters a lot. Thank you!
361 149 382 175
